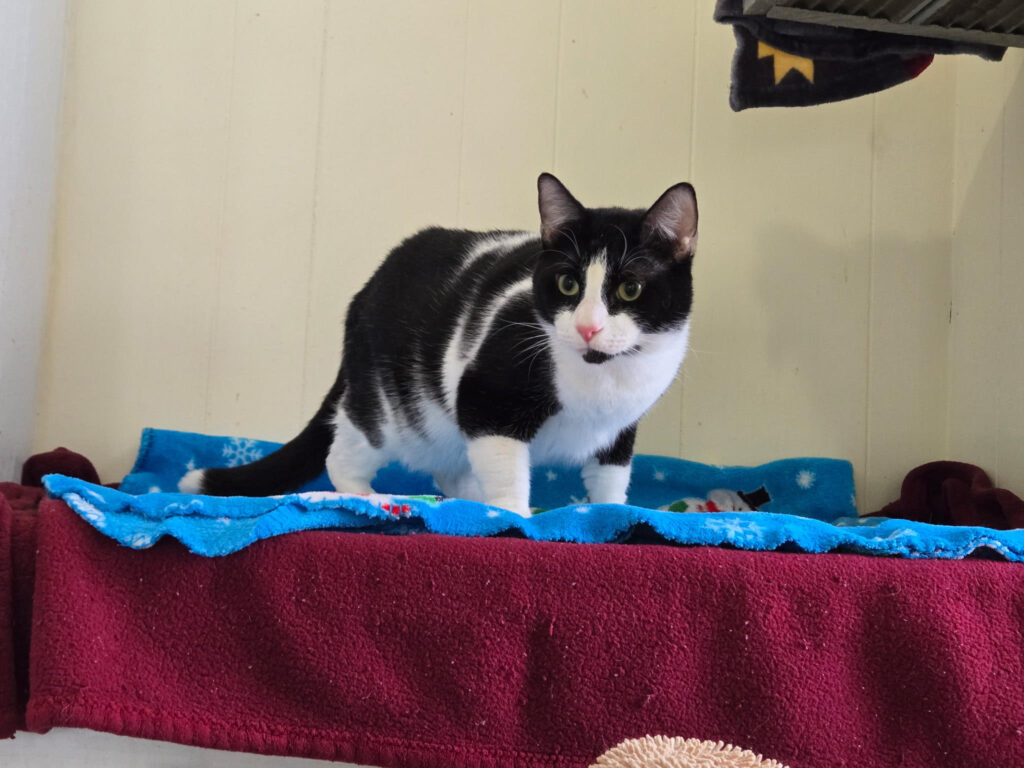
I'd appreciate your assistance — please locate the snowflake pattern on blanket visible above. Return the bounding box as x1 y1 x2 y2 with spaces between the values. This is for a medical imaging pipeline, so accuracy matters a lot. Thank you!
222 437 263 467
111 427 1024 560
33 428 1024 560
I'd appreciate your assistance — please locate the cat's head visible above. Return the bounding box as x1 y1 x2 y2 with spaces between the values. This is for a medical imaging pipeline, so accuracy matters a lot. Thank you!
532 173 697 364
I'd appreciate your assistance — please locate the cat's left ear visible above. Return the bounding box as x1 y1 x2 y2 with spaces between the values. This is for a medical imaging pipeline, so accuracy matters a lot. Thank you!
641 183 698 261
538 173 586 245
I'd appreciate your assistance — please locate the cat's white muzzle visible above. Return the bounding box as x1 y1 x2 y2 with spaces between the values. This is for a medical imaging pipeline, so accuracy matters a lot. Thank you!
553 308 642 360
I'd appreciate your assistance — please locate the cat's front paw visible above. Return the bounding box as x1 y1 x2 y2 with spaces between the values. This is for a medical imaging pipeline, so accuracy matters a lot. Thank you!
489 497 532 518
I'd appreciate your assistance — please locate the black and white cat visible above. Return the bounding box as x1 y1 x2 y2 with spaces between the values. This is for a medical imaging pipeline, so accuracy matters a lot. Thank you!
180 174 698 516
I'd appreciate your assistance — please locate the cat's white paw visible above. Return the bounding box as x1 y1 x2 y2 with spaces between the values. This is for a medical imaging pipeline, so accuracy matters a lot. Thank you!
332 478 375 495
490 497 532 518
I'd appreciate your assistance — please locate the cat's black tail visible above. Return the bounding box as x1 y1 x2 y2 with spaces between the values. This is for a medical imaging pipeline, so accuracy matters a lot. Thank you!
178 377 345 497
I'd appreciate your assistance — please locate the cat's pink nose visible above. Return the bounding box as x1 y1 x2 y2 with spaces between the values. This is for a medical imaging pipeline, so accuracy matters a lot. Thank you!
576 324 603 343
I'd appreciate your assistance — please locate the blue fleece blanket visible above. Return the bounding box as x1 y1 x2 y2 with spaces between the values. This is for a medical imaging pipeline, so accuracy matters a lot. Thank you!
40 428 1024 560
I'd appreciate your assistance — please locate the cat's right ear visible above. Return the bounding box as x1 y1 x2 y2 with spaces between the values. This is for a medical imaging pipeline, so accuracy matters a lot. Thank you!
641 182 698 261
538 173 585 245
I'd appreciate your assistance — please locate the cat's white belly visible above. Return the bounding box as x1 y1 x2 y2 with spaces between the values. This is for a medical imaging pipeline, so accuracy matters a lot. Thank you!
381 397 470 476
384 401 628 477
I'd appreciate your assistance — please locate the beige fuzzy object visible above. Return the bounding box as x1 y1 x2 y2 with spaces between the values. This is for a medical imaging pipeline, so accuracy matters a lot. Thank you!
590 736 790 768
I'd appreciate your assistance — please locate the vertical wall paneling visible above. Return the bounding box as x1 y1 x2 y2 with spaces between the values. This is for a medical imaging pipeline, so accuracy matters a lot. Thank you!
37 1 236 472
688 0 874 503
949 50 1024 496
458 0 562 231
300 0 468 416
555 1 696 194
995 55 1024 494
203 1 327 438
948 52 1018 486
864 58 954 513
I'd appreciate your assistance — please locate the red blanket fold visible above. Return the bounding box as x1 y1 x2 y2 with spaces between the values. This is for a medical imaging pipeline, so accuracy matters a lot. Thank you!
0 484 40 739
0 494 15 739
16 497 1024 767
872 460 1024 529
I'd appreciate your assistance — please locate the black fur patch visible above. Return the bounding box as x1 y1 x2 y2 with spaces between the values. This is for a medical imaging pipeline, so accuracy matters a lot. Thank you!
457 293 560 440
596 424 638 466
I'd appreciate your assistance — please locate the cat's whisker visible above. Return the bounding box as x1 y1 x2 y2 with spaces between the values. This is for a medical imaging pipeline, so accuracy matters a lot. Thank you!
502 322 549 345
509 335 552 360
620 245 652 272
508 339 549 359
556 228 582 261
613 225 630 263
541 248 575 262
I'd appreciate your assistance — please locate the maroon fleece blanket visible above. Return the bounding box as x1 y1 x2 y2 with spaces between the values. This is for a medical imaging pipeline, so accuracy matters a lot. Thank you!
872 460 1024 530
0 484 40 739
0 486 1022 767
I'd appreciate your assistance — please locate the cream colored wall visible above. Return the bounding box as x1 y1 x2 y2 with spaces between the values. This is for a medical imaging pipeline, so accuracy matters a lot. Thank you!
36 0 999 514
949 49 1024 497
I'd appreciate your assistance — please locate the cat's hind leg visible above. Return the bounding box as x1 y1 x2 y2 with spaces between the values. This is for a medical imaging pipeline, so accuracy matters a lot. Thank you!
466 436 532 517
325 411 384 495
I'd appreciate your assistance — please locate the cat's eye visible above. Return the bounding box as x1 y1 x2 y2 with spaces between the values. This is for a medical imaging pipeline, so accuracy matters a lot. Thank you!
617 280 643 301
557 274 580 296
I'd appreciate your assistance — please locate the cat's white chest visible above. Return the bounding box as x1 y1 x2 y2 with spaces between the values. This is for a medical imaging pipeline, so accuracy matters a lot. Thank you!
531 324 689 464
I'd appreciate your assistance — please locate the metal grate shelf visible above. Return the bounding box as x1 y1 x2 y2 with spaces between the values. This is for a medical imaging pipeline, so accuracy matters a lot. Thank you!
742 0 1024 48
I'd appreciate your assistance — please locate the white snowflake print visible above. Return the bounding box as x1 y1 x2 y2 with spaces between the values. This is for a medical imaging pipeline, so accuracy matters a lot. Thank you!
222 438 263 467
296 491 345 502
185 458 197 472
885 528 919 541
546 470 558 482
796 470 816 489
653 470 666 482
704 517 763 542
72 496 106 528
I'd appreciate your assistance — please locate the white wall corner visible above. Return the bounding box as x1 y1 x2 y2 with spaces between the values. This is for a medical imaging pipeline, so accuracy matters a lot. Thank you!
0 0 69 481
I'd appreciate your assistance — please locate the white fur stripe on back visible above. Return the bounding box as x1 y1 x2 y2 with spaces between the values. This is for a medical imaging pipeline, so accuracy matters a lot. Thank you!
463 231 534 269
442 276 533 414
